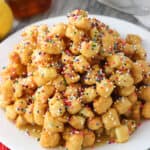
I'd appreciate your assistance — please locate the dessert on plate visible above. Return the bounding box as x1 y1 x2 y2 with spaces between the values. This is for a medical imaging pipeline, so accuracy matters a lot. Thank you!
0 9 150 150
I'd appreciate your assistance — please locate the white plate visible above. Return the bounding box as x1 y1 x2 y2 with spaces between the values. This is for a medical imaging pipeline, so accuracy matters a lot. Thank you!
0 15 150 150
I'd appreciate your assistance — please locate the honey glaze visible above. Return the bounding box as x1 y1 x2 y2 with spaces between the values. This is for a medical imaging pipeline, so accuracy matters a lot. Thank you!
95 136 111 146
20 125 42 140
6 0 52 19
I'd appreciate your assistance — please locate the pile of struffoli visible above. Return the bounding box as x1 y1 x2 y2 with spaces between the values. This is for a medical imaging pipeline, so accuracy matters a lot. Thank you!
0 9 150 150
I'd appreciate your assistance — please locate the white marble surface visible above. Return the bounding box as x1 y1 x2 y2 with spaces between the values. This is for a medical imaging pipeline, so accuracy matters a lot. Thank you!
11 0 149 35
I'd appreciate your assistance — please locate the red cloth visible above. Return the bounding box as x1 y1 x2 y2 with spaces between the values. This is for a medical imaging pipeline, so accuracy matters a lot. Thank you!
0 143 9 150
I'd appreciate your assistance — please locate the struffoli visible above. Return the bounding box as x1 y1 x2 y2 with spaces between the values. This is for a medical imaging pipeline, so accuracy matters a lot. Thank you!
0 9 150 150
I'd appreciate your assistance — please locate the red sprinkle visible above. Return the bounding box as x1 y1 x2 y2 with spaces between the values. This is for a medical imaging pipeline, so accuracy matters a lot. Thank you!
108 139 115 144
64 99 72 106
65 49 72 56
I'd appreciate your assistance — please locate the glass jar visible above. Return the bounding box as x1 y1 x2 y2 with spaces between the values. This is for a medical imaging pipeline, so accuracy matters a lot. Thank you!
5 0 52 19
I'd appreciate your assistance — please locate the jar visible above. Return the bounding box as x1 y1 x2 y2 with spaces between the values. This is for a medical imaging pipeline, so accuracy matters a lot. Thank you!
6 0 52 19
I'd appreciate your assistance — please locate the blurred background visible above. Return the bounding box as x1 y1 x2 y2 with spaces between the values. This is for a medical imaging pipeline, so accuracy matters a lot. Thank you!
0 0 150 40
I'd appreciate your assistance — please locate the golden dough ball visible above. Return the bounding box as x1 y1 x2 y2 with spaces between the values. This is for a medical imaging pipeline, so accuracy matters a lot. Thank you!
69 9 88 17
34 84 55 104
16 115 27 128
14 98 27 115
15 41 34 65
113 97 132 115
127 92 138 104
80 41 100 58
62 127 73 141
122 43 135 56
136 60 150 73
138 86 150 102
115 125 129 143
9 51 21 64
79 107 95 118
33 101 47 126
104 65 114 75
142 102 150 119
65 25 84 43
24 104 34 124
0 96 8 109
122 119 137 135
6 105 18 121
49 96 65 117
82 86 97 103
70 43 80 55
73 55 90 73
87 117 103 130
114 72 134 87
67 97 82 115
118 55 133 71
102 108 120 130
44 112 64 133
21 25 38 42
37 24 49 42
66 133 83 150
84 65 101 85
50 23 67 37
0 80 14 105
143 73 150 85
93 96 112 115
27 64 37 75
101 32 115 56
52 75 66 92
90 27 100 41
96 79 114 97
83 129 95 147
20 76 37 95
0 63 26 80
13 82 23 98
40 130 60 148
118 85 135 97
64 84 81 97
40 35 65 54
33 67 57 86
57 113 70 123
31 50 51 66
69 115 85 130
126 34 141 45
107 54 122 68
63 65 80 84
61 51 74 64
68 9 91 30
133 44 146 60
131 62 143 84
131 101 141 122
